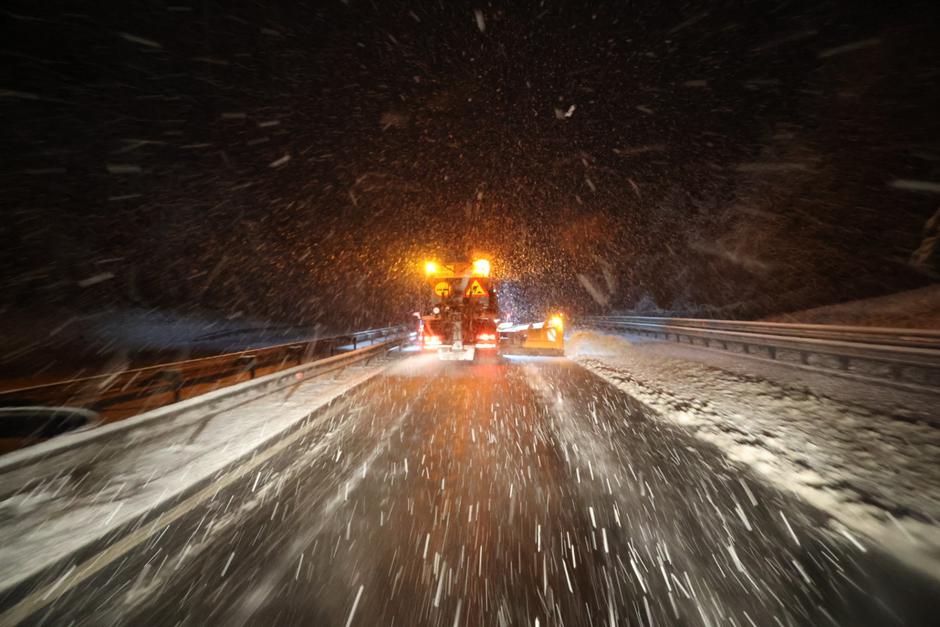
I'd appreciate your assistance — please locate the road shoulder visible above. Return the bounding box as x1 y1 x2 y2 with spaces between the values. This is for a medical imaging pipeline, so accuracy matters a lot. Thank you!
0 352 397 599
567 329 940 582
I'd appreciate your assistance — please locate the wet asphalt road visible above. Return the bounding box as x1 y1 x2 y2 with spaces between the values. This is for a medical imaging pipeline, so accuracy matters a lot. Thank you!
22 355 940 626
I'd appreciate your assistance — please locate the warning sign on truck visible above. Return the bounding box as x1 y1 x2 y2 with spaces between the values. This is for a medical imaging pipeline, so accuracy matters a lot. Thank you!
465 279 488 297
434 281 452 297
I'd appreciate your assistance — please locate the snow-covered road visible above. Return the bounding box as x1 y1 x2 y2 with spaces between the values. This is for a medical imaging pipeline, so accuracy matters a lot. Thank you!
1 350 936 625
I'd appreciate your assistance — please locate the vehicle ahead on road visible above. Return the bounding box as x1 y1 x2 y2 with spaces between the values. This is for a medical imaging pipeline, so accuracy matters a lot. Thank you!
418 258 564 360
419 259 499 361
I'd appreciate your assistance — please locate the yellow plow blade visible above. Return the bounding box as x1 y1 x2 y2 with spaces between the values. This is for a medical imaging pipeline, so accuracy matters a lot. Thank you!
499 315 565 356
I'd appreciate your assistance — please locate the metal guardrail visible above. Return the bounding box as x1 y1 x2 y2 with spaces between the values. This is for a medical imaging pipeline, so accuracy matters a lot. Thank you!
0 325 410 422
0 334 408 471
579 316 940 390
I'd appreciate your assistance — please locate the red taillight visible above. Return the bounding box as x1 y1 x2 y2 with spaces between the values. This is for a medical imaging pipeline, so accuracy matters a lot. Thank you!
422 335 442 349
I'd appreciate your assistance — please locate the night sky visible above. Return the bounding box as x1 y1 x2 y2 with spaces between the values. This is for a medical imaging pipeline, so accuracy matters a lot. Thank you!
3 0 939 329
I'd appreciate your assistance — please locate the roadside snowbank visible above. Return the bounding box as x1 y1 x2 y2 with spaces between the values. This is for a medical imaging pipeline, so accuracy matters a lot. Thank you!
567 329 940 580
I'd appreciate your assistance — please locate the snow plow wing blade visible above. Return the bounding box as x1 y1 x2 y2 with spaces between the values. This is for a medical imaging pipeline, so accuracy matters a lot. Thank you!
498 315 565 357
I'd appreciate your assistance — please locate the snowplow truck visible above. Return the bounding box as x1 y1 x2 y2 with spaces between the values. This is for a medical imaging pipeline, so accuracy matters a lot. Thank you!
419 259 500 361
419 259 564 360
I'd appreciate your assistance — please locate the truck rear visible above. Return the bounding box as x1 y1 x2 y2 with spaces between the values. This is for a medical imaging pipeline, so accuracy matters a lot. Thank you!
419 259 500 361
418 259 565 360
